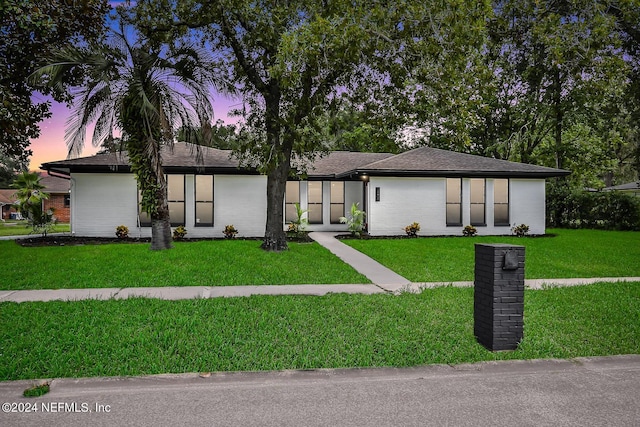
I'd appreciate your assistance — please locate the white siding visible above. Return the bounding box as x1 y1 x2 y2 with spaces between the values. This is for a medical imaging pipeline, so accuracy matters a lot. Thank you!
368 177 445 236
510 179 546 235
70 173 268 238
367 177 547 236
71 173 140 237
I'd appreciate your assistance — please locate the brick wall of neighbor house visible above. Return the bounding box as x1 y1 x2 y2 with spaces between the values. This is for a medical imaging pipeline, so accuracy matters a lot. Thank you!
43 194 70 223
367 177 547 236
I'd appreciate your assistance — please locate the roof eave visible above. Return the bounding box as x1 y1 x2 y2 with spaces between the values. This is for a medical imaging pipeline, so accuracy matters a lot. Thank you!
355 169 571 178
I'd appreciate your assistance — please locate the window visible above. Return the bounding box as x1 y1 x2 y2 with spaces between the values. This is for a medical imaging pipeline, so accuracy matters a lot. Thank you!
470 178 485 226
195 175 214 226
330 182 344 224
307 181 323 224
446 178 462 226
494 179 509 226
285 181 300 223
167 174 185 226
64 194 70 208
138 189 151 227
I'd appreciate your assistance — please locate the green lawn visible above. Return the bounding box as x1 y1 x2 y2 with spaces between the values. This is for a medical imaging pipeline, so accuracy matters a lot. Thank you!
0 240 369 290
1 281 638 381
343 229 640 282
0 221 70 236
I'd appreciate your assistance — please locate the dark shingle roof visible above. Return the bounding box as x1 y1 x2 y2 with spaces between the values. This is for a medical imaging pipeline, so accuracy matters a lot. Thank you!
295 152 395 178
38 173 70 193
356 146 569 178
42 142 569 178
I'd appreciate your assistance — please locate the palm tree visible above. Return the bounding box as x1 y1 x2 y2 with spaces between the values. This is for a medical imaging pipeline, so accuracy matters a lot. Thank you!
35 23 222 249
11 171 53 235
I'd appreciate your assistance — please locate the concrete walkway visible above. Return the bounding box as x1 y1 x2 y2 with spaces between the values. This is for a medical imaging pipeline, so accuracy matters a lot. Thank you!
308 232 411 291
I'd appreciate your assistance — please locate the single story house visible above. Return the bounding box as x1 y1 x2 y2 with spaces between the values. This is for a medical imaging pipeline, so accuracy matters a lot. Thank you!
41 143 569 238
0 174 71 222
602 181 640 197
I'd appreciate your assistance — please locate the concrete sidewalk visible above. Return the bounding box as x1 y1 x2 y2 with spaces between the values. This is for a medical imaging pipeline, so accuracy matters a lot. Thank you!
1 277 639 303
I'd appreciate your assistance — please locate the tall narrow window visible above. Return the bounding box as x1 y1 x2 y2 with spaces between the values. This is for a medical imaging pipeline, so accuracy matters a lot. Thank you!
195 175 214 226
330 182 344 224
285 181 300 222
446 178 462 226
307 181 323 224
470 178 485 226
167 174 185 226
494 179 509 226
138 189 151 227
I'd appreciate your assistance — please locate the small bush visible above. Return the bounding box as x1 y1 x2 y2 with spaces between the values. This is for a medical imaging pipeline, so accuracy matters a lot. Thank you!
223 224 238 239
511 223 530 237
287 203 308 238
462 225 477 237
173 225 187 240
404 222 420 237
340 202 366 237
115 225 129 239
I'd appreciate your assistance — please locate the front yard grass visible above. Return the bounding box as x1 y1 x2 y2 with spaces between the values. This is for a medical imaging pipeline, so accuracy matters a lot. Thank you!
0 222 70 237
0 240 369 290
343 229 640 282
1 281 638 381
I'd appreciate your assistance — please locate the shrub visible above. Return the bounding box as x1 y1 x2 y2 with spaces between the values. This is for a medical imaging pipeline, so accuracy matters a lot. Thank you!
339 202 366 237
404 222 420 237
115 225 129 239
287 203 308 237
511 223 530 237
546 183 640 230
172 225 187 240
223 224 238 239
462 225 477 237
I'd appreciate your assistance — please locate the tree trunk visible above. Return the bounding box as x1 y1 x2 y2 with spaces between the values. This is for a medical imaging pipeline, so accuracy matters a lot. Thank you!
261 162 289 251
261 88 290 252
150 171 173 251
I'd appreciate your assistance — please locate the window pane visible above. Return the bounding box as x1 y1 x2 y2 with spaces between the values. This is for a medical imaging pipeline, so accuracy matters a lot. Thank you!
286 181 300 204
470 204 485 225
196 175 213 201
446 204 461 225
330 182 344 203
167 175 184 201
494 205 509 225
308 205 322 223
285 203 298 222
330 204 344 223
494 179 508 204
169 202 185 225
446 178 461 203
196 203 213 225
308 182 322 203
470 179 485 203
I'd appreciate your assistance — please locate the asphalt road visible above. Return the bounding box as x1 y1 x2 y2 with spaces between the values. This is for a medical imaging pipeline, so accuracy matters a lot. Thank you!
1 355 639 426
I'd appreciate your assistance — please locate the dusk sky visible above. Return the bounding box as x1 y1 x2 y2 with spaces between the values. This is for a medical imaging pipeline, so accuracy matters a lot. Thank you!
28 0 243 171
29 92 240 171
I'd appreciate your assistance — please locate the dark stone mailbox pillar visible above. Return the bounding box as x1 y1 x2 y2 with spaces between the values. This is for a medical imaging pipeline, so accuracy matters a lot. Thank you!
474 244 525 351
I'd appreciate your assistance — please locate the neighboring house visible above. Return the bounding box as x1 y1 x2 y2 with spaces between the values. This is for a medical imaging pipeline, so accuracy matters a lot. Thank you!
0 189 18 220
602 181 640 197
1 173 70 222
38 173 71 223
41 142 569 238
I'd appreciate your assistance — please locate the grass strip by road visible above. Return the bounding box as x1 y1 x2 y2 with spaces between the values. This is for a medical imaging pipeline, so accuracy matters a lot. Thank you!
0 240 369 290
0 222 70 237
343 229 640 282
1 281 638 381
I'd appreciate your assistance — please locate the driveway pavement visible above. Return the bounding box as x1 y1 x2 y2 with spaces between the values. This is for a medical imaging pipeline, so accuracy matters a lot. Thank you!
1 355 638 426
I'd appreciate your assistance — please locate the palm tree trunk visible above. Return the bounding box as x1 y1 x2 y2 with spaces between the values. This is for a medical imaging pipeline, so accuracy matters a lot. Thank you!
150 169 173 250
